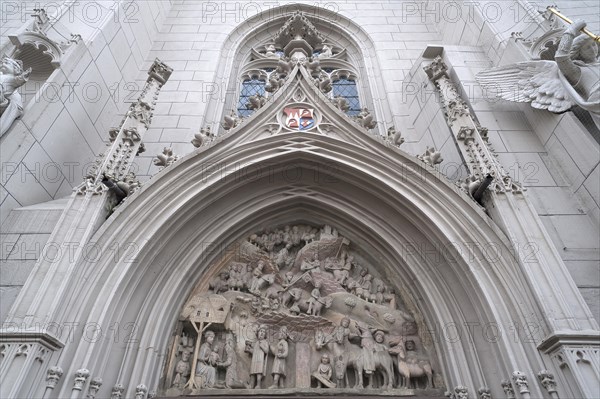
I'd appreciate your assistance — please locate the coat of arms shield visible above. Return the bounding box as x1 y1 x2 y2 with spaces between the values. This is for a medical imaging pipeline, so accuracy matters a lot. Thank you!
283 108 315 130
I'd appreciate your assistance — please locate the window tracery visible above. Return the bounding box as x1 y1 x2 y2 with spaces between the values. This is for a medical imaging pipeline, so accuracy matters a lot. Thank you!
234 12 363 118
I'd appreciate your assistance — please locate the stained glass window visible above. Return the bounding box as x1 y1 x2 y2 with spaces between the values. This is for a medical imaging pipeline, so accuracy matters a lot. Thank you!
237 78 266 117
332 78 361 116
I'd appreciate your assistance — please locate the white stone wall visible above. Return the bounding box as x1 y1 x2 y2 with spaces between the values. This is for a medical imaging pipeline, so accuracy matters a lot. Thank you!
1 0 598 322
415 0 600 320
0 198 66 321
0 0 171 222
129 0 458 181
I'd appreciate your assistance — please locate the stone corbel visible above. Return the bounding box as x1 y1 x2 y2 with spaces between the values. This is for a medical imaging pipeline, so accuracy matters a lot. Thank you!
528 29 565 60
7 9 80 69
8 31 64 68
538 332 600 398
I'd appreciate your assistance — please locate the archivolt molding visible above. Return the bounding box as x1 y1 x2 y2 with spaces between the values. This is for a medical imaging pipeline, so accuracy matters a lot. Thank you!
46 129 548 397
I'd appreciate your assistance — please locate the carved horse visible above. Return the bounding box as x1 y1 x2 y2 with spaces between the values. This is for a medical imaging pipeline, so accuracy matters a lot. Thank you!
393 344 433 389
396 356 433 389
334 344 395 389
315 329 395 389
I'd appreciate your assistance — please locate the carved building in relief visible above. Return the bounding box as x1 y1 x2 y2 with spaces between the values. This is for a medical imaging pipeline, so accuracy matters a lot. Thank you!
0 2 598 399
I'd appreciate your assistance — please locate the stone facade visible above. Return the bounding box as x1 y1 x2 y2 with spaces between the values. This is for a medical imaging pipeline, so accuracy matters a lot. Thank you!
0 1 598 398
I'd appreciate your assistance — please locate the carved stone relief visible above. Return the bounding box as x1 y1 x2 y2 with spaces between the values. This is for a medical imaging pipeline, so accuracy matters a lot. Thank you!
163 223 441 396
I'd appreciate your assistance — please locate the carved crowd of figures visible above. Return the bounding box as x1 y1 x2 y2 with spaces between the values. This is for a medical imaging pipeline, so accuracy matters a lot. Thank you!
168 224 435 394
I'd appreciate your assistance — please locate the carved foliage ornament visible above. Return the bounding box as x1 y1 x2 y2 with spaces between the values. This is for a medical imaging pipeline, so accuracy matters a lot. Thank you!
46 366 63 389
537 369 557 393
135 384 148 399
512 370 530 394
111 384 125 399
477 387 491 399
154 147 179 168
88 377 103 398
73 368 90 391
501 379 516 399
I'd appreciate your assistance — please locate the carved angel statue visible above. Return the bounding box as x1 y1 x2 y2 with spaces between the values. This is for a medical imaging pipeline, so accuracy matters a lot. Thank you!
1 56 32 137
476 20 599 128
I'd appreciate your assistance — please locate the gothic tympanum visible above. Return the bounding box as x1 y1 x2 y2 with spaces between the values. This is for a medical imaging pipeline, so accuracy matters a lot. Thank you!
164 224 438 395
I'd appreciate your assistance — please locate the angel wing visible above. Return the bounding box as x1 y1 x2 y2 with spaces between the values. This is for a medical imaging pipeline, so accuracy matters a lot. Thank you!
476 61 575 113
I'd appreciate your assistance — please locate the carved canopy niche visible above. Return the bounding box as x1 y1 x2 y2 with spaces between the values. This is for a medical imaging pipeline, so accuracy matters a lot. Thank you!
162 223 443 397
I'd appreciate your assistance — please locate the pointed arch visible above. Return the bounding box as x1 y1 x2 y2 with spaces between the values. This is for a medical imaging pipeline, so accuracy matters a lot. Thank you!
49 127 546 397
203 3 393 136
